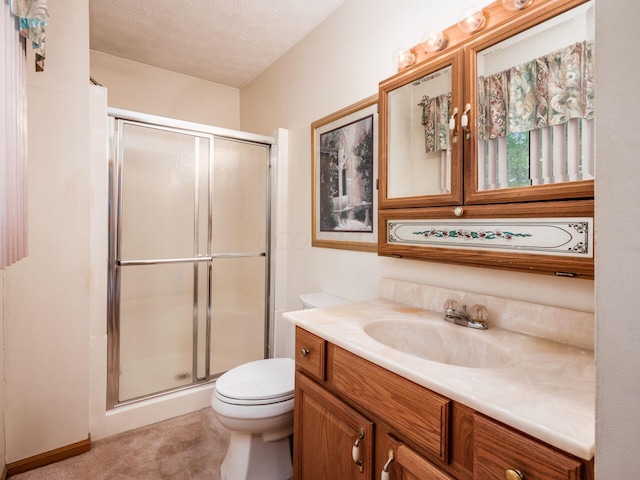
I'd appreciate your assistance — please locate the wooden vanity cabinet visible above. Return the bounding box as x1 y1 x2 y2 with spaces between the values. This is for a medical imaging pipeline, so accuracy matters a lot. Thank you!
294 327 467 480
293 327 594 480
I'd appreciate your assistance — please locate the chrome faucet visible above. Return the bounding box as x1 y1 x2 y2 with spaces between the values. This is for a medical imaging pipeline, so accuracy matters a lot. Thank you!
444 300 488 330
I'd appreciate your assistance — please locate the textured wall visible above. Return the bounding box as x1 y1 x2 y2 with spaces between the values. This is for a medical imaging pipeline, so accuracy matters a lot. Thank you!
595 0 640 476
3 0 91 462
90 50 241 128
0 272 4 469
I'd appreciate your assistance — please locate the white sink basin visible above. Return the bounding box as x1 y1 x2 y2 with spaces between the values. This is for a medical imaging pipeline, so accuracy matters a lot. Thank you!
363 319 511 368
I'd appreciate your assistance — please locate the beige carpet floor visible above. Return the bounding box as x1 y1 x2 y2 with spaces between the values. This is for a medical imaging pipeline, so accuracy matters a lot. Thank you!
11 408 230 479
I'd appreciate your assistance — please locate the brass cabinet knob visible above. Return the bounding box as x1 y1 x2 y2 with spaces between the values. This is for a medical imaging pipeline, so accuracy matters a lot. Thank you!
505 469 524 480
300 348 310 358
453 206 464 217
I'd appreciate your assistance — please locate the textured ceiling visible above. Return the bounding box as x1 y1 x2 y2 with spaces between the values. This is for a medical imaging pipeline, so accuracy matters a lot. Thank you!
89 0 346 88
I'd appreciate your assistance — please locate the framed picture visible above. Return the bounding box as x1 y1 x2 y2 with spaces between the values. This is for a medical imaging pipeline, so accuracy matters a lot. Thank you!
311 95 378 252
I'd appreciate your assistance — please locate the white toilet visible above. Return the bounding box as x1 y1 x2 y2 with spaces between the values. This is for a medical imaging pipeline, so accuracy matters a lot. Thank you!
212 357 295 480
299 292 348 310
211 293 348 480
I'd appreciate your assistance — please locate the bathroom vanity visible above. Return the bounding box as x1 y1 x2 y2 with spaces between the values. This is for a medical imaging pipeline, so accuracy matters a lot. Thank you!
284 282 595 480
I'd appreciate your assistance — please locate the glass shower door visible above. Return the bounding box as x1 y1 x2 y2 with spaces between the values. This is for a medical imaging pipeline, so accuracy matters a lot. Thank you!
109 118 270 407
207 138 269 376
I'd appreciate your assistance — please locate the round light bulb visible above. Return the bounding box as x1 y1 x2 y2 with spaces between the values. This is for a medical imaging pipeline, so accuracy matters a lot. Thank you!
457 6 486 34
502 0 534 10
421 29 448 53
392 48 416 69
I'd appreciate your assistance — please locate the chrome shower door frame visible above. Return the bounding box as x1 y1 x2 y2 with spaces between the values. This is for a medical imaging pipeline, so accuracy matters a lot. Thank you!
107 109 275 410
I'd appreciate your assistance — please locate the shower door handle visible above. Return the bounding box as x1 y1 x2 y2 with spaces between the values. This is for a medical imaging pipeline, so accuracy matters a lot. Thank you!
116 252 266 266
209 252 266 258
116 256 214 266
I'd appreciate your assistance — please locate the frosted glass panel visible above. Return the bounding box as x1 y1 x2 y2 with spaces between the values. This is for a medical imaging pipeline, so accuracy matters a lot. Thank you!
120 123 210 260
109 115 271 407
119 263 204 401
208 257 266 376
212 139 268 254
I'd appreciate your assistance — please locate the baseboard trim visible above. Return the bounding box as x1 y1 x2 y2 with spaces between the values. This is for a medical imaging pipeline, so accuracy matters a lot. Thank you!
1 465 7 480
6 437 91 477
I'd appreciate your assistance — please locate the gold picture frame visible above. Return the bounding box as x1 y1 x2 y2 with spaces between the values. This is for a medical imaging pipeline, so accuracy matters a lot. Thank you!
311 95 378 252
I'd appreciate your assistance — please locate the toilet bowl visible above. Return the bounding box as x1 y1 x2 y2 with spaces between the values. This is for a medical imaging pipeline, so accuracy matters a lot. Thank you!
212 357 294 480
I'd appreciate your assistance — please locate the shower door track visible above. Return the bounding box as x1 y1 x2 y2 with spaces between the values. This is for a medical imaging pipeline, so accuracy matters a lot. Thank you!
107 109 275 411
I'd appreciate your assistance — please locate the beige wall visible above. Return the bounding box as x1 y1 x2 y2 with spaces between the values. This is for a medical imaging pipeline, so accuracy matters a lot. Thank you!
3 0 91 462
90 50 240 128
240 0 594 316
0 272 4 469
595 0 640 476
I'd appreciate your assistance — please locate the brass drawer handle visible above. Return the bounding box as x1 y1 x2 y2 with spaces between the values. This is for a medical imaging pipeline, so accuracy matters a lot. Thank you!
352 428 365 473
381 449 395 480
300 348 310 358
505 469 524 480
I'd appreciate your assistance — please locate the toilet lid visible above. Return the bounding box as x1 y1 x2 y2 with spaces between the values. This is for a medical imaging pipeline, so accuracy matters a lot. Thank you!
215 358 294 404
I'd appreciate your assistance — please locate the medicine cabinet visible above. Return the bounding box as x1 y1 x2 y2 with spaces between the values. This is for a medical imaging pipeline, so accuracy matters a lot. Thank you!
378 0 594 278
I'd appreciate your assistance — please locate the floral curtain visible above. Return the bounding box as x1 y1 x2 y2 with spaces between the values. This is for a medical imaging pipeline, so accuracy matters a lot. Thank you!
421 92 451 153
477 40 594 140
10 0 48 71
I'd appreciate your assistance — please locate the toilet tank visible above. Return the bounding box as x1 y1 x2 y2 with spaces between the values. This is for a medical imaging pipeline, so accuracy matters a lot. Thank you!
299 292 349 309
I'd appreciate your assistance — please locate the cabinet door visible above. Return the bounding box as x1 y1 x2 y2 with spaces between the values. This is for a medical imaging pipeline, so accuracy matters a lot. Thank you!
379 48 464 209
294 371 374 480
464 0 594 205
382 435 456 480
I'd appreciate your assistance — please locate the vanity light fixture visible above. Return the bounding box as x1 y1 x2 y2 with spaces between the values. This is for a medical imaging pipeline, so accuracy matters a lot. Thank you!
392 47 416 69
501 0 534 10
421 29 448 53
457 6 486 34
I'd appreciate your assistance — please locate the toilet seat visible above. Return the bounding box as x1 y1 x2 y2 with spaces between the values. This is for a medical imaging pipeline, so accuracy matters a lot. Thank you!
214 357 294 406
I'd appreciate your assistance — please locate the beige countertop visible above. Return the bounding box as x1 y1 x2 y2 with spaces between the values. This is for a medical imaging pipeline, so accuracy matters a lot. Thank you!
284 298 595 460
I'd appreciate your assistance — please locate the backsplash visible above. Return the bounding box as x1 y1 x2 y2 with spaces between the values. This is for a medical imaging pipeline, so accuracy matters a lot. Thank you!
379 278 594 350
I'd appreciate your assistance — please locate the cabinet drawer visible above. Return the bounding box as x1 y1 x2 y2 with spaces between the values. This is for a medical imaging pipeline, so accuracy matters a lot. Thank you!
331 346 450 462
474 414 585 480
295 327 326 381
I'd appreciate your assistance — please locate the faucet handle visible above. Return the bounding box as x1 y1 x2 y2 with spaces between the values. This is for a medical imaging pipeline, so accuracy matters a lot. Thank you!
469 304 489 324
444 298 461 313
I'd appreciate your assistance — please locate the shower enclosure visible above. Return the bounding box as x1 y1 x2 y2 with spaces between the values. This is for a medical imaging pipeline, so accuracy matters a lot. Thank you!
107 109 274 409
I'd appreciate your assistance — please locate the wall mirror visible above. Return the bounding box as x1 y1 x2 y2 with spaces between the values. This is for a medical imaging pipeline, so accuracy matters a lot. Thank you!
379 49 464 209
466 0 594 204
377 0 594 278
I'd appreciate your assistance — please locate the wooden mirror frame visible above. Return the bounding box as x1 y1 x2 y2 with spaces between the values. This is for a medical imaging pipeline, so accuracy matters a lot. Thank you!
378 49 464 210
376 0 594 278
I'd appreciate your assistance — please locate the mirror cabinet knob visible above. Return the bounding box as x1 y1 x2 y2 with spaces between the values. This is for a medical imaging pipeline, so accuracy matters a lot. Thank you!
453 206 464 217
